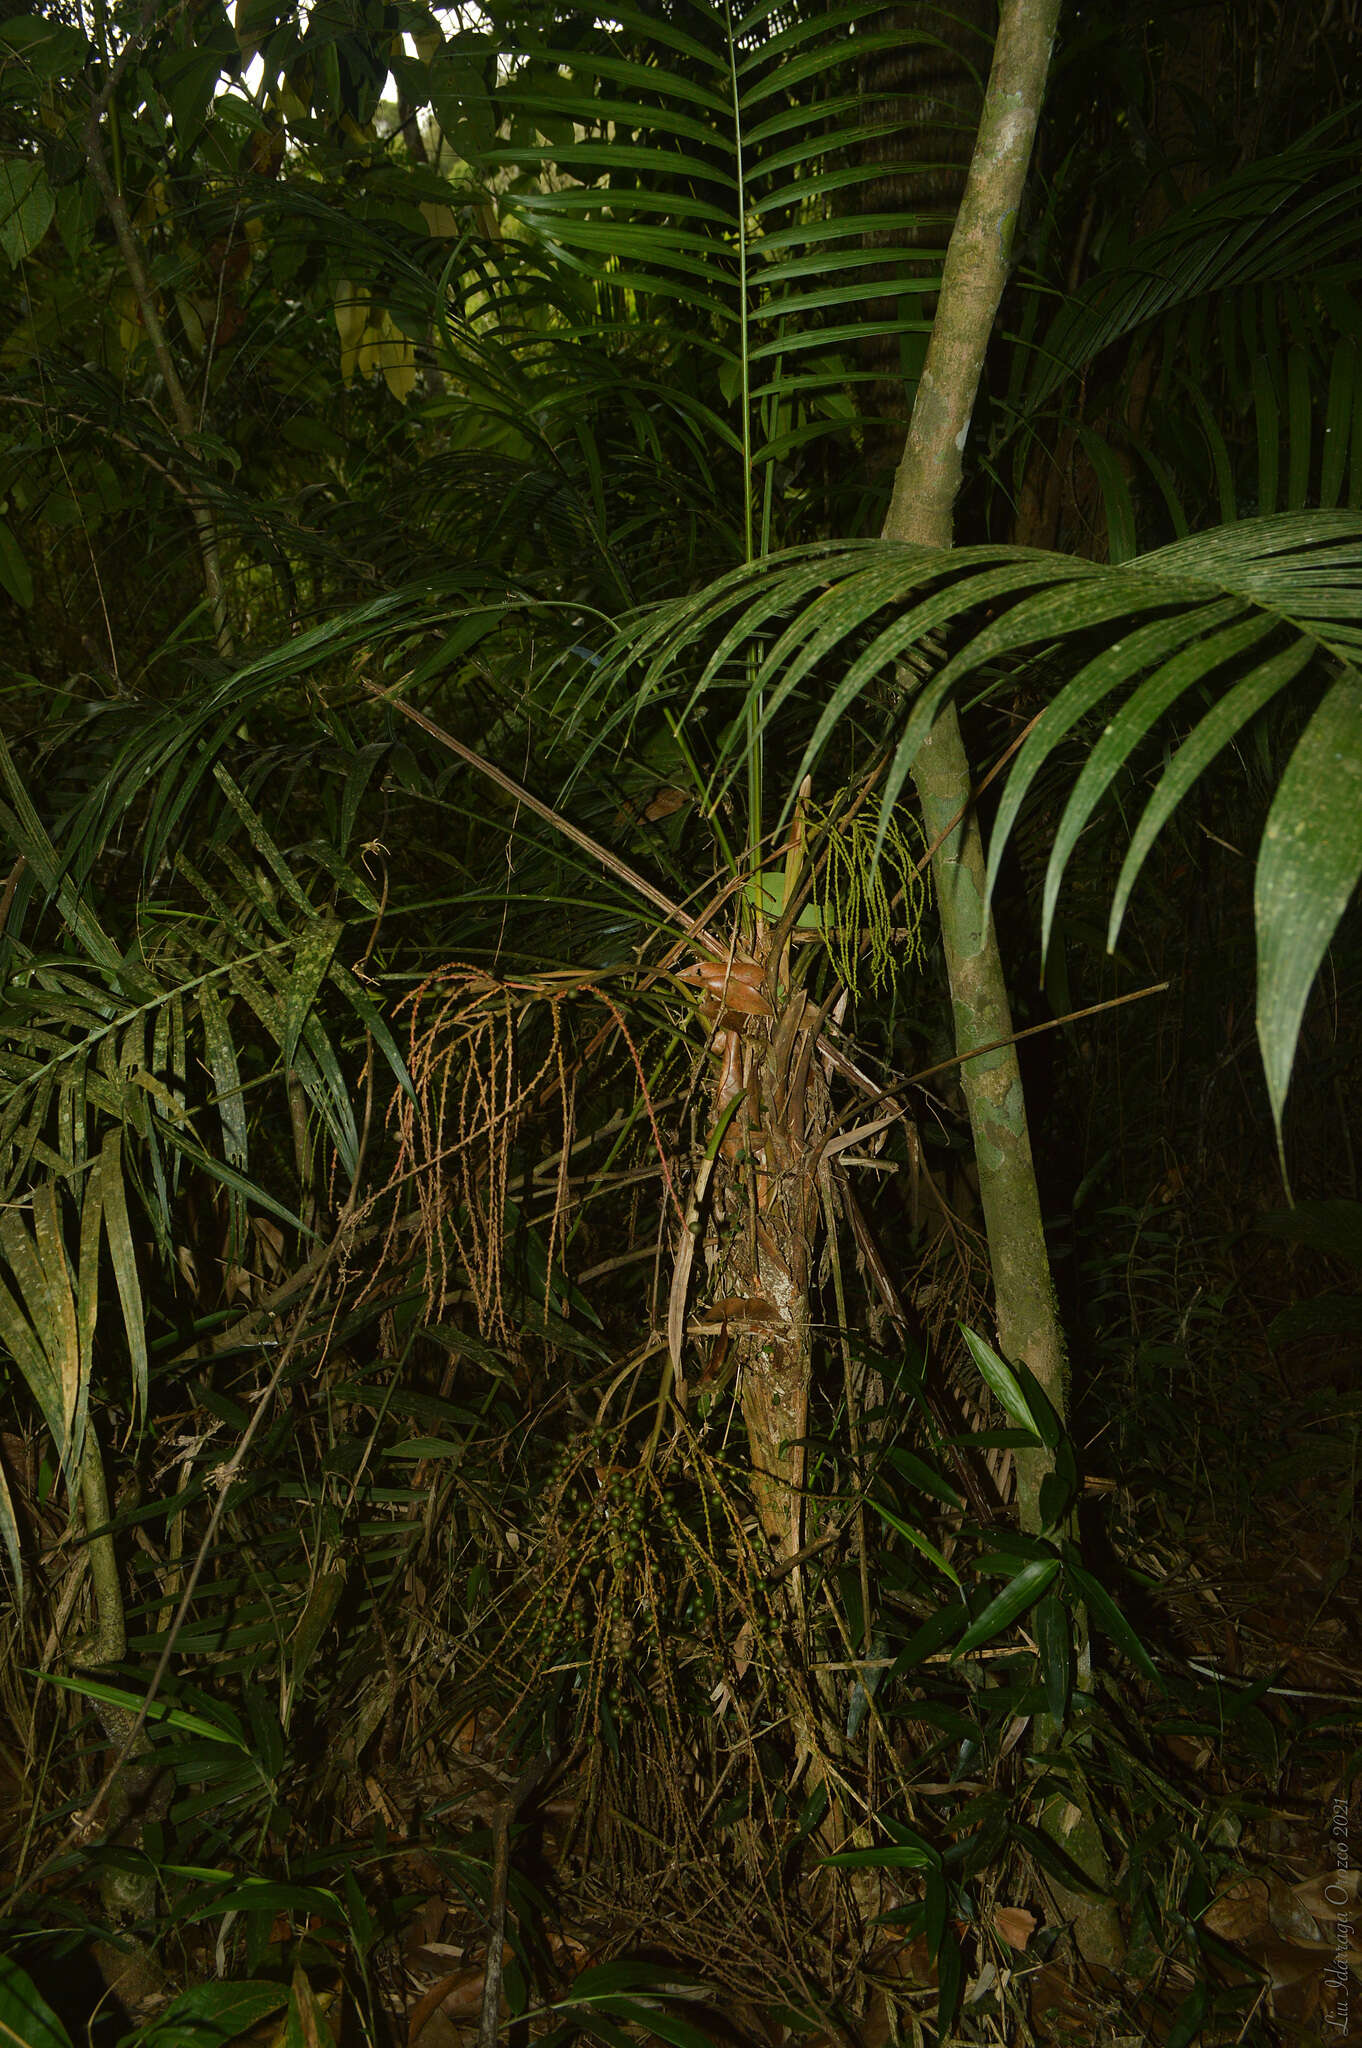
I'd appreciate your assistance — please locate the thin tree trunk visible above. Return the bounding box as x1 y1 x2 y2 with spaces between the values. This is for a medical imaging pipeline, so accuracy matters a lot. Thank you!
878 0 1125 1971
882 0 1066 1527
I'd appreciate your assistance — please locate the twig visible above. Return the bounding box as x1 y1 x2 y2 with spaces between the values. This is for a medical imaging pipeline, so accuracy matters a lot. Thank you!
479 1751 553 2048
363 682 722 955
822 977 1173 1140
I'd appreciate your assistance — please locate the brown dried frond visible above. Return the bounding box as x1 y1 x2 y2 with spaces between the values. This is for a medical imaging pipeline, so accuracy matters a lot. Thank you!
377 964 567 1341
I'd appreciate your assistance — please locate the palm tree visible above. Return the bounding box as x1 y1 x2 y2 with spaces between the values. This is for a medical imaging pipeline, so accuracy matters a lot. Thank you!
3 0 1361 2003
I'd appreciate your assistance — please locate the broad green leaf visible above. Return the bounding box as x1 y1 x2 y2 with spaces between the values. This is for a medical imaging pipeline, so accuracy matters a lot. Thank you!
338 739 391 853
1008 1818 1110 1896
292 1015 359 1179
1286 344 1312 511
157 42 227 152
212 765 314 916
869 1498 962 1588
1177 373 1238 523
1267 1295 1362 1344
571 2003 711 2048
1255 669 1362 1133
1076 426 1136 564
1255 1197 1362 1268
182 1877 342 1916
0 1458 22 1608
137 1980 288 2048
1107 639 1314 947
73 1162 101 1460
0 518 32 608
0 735 119 966
285 1967 337 2048
883 1447 963 1511
0 155 54 266
1023 148 1362 415
1041 612 1276 959
0 1955 73 2048
477 0 948 474
822 1840 937 1871
954 1557 1059 1656
986 598 1242 905
1064 1561 1160 1681
197 981 248 1169
888 1606 962 1675
38 1671 250 1742
0 15 87 72
561 1963 712 2002
297 841 381 914
1168 1985 1209 2048
284 1561 347 1710
280 914 341 1074
551 2025 633 2048
1321 338 1357 507
0 1204 72 1450
30 1182 78 1456
0 1268 60 1453
100 1131 148 1415
1253 354 1280 514
958 1325 1049 1443
327 959 415 1102
164 1135 306 1233
936 1926 964 2030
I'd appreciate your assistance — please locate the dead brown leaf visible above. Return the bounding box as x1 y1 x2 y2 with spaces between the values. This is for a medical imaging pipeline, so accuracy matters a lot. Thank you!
994 1905 1037 1952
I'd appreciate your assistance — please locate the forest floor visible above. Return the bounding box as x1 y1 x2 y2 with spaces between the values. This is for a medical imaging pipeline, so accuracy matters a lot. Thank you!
6 1226 1361 2048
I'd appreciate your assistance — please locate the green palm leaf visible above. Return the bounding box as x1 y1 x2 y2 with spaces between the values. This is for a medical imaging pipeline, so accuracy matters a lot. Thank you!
467 0 948 505
575 510 1362 1134
1256 670 1362 1132
1018 129 1362 417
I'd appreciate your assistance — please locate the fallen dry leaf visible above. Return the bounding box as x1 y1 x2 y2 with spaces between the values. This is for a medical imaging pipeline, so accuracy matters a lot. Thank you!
994 1906 1037 1952
409 1966 499 2045
1203 1873 1272 1945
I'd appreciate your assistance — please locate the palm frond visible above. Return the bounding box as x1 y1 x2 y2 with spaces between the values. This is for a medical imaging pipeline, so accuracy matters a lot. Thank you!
460 0 953 528
1015 123 1362 420
578 510 1362 1128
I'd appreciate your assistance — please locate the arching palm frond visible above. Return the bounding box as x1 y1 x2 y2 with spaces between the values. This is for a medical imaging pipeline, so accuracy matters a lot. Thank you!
1015 120 1362 419
996 120 1362 555
581 511 1362 1130
453 0 958 551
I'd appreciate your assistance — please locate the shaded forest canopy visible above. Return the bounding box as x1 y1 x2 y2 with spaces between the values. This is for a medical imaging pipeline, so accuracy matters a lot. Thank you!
1 1 1361 2043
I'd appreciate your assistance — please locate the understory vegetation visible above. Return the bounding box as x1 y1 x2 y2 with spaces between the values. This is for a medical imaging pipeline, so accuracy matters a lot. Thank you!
1 1 1361 2043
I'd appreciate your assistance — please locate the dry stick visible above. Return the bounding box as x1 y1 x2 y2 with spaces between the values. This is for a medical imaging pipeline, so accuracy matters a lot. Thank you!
363 681 722 953
821 978 1173 1143
477 1750 553 2048
82 109 233 660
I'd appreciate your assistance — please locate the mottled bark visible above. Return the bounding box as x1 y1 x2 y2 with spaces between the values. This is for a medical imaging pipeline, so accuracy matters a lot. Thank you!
704 987 832 1585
